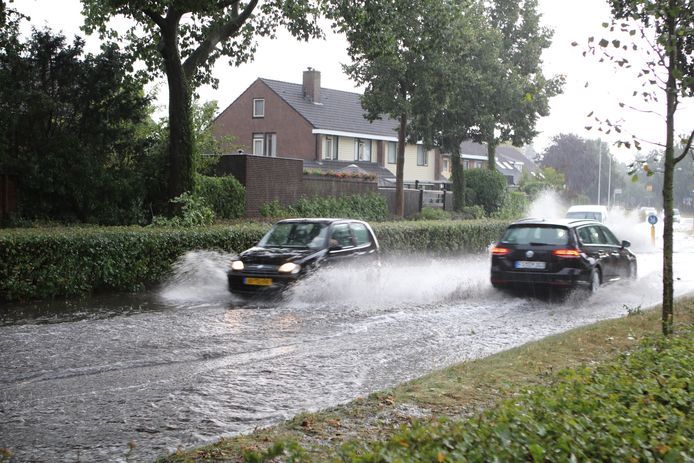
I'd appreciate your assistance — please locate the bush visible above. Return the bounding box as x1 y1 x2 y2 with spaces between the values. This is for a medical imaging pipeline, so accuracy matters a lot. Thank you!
259 194 389 222
372 219 508 254
411 207 451 221
0 219 508 301
492 191 530 220
0 224 268 301
151 192 215 227
465 169 508 214
195 175 245 219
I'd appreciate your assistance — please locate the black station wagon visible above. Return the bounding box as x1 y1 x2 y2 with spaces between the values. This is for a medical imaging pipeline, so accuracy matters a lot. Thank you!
228 218 380 297
490 218 637 293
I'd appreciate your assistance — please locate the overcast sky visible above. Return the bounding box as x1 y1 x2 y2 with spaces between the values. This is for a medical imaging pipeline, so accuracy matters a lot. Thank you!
14 0 694 162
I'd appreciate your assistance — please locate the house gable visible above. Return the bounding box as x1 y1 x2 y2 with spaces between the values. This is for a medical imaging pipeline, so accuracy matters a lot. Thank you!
212 79 316 159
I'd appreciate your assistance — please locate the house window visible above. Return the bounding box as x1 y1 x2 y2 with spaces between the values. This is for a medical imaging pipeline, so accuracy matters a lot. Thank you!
253 133 264 155
417 145 427 166
463 160 469 169
253 98 265 118
253 132 276 157
387 141 397 164
323 135 338 160
443 159 449 172
354 138 371 162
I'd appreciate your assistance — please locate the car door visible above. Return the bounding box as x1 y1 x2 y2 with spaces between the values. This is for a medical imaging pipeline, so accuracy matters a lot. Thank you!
599 225 630 278
326 222 358 265
577 225 614 278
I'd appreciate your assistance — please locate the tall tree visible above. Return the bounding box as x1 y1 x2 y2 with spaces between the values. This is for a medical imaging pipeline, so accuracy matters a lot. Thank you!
0 28 156 224
589 0 693 335
329 0 456 217
411 1 498 211
80 0 323 202
470 0 562 170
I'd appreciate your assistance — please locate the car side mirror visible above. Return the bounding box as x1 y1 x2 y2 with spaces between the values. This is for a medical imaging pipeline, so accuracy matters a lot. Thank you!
621 240 631 248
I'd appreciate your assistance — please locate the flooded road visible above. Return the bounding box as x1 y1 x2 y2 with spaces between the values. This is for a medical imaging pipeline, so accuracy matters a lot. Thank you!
1 221 693 462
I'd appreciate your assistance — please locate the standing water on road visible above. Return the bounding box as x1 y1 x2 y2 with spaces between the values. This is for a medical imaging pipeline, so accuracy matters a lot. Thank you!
1 208 693 462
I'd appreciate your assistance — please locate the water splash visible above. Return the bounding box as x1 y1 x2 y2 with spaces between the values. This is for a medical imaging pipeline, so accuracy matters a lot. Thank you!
159 250 236 303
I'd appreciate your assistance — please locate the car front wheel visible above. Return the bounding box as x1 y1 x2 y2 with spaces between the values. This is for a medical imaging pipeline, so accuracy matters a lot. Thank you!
629 261 638 280
589 268 601 294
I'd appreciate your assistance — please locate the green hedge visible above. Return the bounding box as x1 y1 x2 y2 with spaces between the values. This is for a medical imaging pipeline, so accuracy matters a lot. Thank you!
0 220 508 301
259 194 389 222
372 219 507 254
0 225 267 301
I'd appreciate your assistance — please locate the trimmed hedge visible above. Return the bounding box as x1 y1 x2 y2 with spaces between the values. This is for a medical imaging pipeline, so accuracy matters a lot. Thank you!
0 225 267 301
372 219 507 254
259 194 389 222
0 220 508 301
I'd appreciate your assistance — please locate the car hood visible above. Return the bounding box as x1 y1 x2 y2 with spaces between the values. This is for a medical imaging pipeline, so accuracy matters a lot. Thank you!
239 247 323 265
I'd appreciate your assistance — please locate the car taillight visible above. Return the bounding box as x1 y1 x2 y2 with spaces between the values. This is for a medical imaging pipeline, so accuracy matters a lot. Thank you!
552 249 581 258
491 246 511 256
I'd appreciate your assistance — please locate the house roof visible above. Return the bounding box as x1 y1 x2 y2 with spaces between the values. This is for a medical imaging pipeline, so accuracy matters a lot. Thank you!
261 78 400 140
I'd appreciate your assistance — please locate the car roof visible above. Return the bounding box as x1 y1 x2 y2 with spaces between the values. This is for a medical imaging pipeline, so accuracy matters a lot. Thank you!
510 217 602 228
276 218 365 225
566 204 608 212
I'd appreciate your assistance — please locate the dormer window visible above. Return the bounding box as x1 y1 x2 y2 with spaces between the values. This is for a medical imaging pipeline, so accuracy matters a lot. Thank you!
253 98 265 118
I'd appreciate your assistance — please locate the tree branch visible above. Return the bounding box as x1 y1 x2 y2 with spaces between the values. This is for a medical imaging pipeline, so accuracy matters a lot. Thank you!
674 129 694 164
182 0 258 81
142 8 165 29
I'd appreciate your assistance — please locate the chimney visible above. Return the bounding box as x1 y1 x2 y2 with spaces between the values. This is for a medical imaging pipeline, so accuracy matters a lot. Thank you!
302 68 321 103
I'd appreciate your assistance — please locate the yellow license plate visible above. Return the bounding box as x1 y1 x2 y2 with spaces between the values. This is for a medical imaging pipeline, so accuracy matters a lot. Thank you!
244 277 273 286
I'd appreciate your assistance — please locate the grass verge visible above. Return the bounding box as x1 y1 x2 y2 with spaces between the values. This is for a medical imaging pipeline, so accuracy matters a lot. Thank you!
159 298 694 462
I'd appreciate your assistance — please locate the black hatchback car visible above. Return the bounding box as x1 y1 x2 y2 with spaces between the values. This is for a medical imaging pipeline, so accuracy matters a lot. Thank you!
228 218 380 297
490 218 637 293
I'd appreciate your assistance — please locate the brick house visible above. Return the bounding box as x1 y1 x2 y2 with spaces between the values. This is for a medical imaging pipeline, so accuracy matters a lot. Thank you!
212 69 442 184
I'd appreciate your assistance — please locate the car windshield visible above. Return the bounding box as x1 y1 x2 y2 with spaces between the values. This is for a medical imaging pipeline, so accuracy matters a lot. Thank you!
501 226 570 246
258 222 329 250
566 211 603 221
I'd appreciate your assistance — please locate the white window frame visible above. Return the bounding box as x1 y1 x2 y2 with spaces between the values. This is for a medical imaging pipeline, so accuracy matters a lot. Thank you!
443 158 449 172
417 145 428 166
387 141 397 164
253 98 265 118
252 133 264 155
354 138 371 162
323 135 338 160
265 133 277 157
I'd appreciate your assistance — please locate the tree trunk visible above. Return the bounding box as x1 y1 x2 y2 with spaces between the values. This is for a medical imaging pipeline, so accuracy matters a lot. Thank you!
395 113 407 218
487 138 497 171
160 20 194 203
661 4 677 336
450 142 465 212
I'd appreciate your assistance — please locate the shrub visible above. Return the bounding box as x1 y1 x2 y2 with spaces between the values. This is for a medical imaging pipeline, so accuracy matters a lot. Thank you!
465 169 508 214
151 192 215 227
0 224 269 301
0 219 508 301
372 219 508 254
260 194 389 222
412 207 451 221
195 174 245 219
492 191 530 220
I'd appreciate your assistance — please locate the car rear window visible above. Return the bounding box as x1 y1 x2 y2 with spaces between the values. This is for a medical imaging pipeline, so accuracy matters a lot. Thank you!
501 226 570 246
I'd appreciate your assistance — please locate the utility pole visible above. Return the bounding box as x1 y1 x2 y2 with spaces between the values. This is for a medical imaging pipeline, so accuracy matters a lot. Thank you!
607 151 612 209
597 139 602 205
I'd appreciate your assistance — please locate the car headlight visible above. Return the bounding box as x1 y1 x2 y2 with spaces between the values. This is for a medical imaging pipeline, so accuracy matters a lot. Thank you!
278 262 301 274
231 260 244 271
